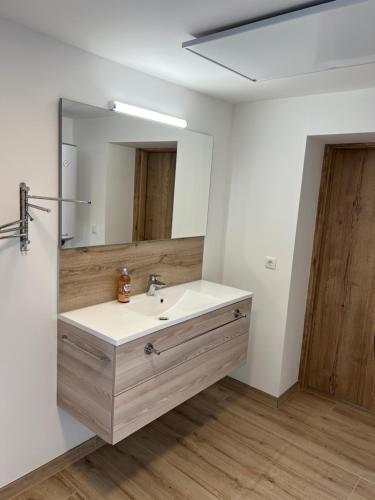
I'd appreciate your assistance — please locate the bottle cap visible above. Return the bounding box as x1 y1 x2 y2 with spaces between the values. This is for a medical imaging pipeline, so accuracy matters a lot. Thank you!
121 268 129 276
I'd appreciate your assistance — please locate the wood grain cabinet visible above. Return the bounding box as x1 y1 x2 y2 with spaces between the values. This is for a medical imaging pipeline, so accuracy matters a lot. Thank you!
57 298 252 444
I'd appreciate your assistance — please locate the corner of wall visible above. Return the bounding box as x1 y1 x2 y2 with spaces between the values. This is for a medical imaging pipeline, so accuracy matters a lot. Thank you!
279 137 325 395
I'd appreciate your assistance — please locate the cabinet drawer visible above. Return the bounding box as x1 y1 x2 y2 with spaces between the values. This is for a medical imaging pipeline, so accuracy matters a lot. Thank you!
57 320 115 442
114 298 252 395
112 331 248 443
57 297 252 445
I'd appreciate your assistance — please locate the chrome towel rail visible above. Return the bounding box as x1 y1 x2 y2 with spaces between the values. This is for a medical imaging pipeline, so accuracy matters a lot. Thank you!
144 308 247 356
28 195 91 204
0 218 25 230
0 182 91 253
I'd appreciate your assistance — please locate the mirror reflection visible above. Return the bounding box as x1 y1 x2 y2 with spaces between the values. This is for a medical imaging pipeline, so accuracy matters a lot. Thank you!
60 99 213 249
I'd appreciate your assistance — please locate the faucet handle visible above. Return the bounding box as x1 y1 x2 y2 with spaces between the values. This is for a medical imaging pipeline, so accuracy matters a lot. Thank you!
149 273 161 282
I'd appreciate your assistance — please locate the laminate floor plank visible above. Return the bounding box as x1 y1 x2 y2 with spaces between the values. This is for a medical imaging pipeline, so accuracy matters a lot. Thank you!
14 473 76 500
66 494 87 500
167 401 289 471
350 479 375 499
210 381 375 483
202 381 319 442
287 411 375 482
15 378 375 500
60 458 132 500
124 422 237 499
135 417 270 499
67 449 155 500
108 439 217 500
250 442 358 500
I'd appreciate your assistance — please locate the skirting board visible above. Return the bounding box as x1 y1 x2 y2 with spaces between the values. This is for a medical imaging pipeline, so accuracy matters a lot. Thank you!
0 436 105 500
220 376 300 408
277 382 300 407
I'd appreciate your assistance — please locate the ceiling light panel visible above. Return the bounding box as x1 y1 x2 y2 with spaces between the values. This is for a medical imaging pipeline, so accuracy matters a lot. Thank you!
183 0 372 82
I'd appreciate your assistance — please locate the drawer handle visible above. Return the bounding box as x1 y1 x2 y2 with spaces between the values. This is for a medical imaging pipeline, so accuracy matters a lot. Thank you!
233 308 247 319
144 308 247 356
61 335 111 362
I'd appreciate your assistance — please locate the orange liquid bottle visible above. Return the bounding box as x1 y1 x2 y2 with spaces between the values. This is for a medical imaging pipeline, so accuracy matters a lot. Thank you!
117 268 131 303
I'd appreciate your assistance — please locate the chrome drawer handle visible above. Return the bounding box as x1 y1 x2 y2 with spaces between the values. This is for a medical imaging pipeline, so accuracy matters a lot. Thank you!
233 308 247 319
144 308 247 356
144 328 210 356
144 343 162 355
61 335 111 362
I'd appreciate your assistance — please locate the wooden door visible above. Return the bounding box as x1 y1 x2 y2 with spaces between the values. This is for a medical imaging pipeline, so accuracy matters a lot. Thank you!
300 145 375 411
133 149 176 241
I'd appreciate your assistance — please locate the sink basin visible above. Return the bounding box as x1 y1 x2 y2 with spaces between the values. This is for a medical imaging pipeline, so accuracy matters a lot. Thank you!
58 280 253 346
162 289 222 319
125 288 186 318
126 289 221 320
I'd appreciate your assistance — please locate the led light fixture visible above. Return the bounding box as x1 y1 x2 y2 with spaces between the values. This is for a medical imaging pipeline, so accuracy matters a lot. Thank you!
109 101 187 128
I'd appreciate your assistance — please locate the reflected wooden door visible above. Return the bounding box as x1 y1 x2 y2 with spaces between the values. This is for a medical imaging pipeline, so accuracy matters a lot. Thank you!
133 149 176 241
301 145 375 411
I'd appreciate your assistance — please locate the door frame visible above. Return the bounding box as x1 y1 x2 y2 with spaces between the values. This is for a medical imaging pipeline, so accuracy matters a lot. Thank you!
299 143 375 388
132 147 177 242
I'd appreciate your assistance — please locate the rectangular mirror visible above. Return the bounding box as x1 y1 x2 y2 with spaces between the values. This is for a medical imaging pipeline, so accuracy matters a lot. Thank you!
59 98 213 248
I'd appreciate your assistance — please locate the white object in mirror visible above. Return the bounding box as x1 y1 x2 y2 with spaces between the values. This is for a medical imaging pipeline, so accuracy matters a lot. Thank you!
59 98 213 248
61 144 77 245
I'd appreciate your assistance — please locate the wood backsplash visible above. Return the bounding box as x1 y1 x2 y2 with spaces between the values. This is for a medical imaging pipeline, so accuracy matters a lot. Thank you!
59 237 204 313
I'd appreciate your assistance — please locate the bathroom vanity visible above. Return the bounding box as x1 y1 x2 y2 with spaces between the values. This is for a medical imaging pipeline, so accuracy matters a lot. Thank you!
57 280 252 444
57 98 252 445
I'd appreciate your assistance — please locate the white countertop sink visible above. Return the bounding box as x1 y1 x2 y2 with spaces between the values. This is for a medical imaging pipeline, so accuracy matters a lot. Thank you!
58 280 253 346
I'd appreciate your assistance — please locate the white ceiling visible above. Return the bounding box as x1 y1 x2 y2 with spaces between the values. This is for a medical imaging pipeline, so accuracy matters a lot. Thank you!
1 0 375 103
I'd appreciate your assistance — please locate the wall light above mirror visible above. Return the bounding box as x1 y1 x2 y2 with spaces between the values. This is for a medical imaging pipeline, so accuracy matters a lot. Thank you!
110 101 187 128
59 98 213 249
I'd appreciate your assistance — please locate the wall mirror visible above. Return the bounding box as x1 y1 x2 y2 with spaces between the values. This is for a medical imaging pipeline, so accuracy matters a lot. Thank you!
59 98 213 249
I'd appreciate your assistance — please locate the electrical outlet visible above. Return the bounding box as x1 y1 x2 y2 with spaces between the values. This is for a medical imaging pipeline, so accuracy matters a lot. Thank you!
265 256 277 270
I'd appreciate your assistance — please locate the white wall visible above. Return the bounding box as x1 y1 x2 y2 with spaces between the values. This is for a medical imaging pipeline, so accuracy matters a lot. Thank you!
105 144 135 244
225 89 375 397
279 137 325 393
73 117 108 246
172 132 213 239
0 17 233 488
61 117 74 145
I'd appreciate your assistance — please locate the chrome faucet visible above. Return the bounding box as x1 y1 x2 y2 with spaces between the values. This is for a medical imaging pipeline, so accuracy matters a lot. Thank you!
147 274 167 296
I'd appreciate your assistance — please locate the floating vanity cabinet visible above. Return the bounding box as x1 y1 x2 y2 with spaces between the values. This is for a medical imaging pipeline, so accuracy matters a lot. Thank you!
57 281 252 444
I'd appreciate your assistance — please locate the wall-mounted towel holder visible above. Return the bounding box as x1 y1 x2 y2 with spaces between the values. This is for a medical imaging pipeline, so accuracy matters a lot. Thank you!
0 182 91 254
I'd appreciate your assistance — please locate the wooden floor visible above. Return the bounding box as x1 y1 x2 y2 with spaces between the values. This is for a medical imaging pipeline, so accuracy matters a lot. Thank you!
15 378 375 500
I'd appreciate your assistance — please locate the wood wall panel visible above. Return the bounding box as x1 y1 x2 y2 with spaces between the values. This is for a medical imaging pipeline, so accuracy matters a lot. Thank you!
59 237 204 313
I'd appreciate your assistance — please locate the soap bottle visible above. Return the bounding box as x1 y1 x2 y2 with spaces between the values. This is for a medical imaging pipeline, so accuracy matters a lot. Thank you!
117 268 131 303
